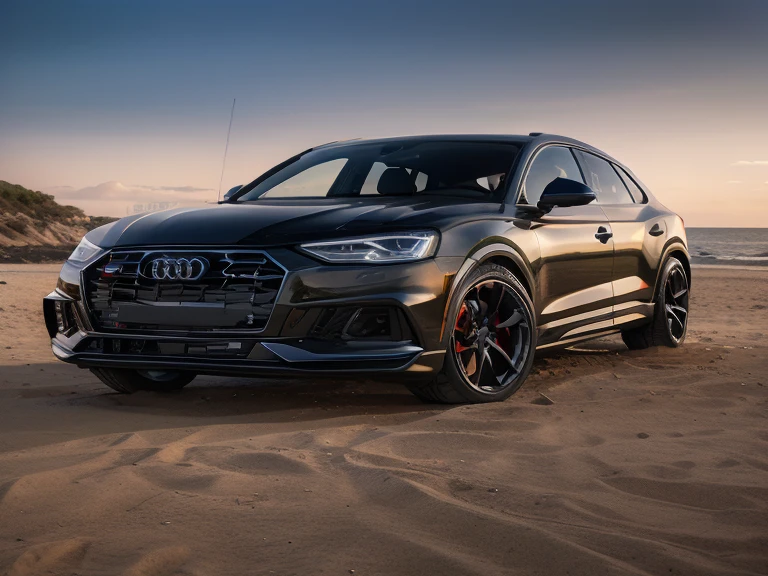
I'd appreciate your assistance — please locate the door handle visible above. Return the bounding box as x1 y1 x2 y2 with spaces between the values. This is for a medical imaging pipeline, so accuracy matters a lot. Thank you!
649 223 665 237
595 226 613 243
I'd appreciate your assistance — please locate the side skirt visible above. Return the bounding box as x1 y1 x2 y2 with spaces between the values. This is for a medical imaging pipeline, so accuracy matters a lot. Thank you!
536 329 620 350
537 301 654 349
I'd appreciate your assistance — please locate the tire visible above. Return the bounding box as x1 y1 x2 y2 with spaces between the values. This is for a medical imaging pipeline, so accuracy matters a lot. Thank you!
90 368 196 394
621 257 689 350
406 264 537 404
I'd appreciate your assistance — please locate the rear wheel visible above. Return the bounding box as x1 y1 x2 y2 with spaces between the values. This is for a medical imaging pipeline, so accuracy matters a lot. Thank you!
621 257 689 350
406 264 536 404
90 368 196 393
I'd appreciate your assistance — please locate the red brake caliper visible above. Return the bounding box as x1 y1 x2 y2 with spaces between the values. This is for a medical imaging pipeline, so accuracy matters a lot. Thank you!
455 303 471 353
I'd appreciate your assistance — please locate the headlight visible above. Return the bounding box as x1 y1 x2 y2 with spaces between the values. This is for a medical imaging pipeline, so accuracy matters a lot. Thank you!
300 231 439 263
68 237 105 263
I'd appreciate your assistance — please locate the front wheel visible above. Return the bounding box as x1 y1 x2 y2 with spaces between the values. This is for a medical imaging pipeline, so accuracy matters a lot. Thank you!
621 256 689 350
90 368 196 394
406 264 537 404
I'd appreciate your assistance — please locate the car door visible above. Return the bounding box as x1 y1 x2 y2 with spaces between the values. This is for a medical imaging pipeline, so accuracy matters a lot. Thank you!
574 151 663 325
517 145 615 345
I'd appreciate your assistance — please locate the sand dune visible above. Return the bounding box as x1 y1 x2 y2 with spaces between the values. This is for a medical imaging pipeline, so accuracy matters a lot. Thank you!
0 265 766 575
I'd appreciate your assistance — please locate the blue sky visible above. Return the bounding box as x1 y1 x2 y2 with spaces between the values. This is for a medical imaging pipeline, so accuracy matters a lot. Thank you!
1 0 767 224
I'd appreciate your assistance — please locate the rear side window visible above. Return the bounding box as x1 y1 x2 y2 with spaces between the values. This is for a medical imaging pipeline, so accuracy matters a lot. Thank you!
521 146 583 205
576 151 634 204
614 165 646 203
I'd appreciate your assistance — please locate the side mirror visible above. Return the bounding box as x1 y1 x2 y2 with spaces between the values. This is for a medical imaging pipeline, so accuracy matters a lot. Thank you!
537 178 596 210
223 184 243 201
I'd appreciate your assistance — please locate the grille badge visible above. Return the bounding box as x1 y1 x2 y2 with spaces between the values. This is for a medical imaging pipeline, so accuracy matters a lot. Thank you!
142 257 209 281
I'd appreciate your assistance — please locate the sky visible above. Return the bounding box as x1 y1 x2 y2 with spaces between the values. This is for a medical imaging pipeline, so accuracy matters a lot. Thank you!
1 0 767 225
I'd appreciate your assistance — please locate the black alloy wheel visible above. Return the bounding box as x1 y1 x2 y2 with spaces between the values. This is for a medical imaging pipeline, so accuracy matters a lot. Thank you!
621 257 689 350
452 279 532 393
664 265 689 343
406 264 536 404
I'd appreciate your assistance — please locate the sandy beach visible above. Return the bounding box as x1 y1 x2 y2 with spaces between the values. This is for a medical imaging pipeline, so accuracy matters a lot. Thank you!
0 264 766 576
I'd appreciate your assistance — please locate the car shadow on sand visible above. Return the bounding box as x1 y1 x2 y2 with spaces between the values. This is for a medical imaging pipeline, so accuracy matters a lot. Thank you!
1 337 713 451
4 337 633 420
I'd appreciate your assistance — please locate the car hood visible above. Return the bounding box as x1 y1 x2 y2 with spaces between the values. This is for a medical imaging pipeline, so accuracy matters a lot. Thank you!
91 196 499 248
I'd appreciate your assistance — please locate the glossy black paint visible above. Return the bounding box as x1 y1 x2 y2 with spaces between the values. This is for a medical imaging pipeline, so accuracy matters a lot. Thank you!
45 133 689 378
90 196 503 248
537 178 597 209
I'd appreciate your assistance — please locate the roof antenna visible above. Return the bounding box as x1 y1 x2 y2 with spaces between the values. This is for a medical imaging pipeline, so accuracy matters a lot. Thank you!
217 98 236 202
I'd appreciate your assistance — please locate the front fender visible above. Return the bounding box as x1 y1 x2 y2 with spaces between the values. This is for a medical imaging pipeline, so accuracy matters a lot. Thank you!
438 237 538 344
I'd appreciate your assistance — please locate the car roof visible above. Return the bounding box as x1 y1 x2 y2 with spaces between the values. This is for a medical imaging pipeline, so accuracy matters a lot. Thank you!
231 132 646 204
314 133 611 160
315 134 532 148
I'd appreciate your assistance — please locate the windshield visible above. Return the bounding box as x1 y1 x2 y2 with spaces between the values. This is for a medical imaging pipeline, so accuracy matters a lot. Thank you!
236 141 520 201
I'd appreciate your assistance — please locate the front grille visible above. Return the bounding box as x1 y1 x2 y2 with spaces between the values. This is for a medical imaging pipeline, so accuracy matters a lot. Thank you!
83 249 286 332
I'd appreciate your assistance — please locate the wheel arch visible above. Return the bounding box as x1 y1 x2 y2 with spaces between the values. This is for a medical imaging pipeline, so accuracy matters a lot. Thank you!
482 254 534 298
470 242 535 298
668 249 691 286
438 242 536 344
653 240 691 301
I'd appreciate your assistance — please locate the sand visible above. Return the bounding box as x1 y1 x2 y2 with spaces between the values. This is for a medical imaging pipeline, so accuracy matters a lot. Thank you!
0 264 766 576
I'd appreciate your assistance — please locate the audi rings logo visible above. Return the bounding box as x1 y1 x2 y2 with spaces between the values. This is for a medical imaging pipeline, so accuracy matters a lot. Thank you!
144 257 208 281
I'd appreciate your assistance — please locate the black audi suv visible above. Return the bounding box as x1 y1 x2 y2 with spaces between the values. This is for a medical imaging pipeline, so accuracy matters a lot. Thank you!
44 134 690 403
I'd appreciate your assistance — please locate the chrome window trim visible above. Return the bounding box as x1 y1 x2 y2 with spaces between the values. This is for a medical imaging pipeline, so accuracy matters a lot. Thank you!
568 144 650 205
573 149 637 206
512 140 650 206
612 163 649 204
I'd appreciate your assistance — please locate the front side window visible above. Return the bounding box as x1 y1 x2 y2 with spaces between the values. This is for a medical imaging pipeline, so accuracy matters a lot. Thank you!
520 146 583 205
236 141 520 201
576 151 635 204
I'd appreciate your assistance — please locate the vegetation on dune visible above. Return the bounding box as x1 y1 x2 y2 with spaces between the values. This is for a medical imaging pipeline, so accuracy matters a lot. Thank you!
0 181 117 257
0 180 87 222
0 180 116 235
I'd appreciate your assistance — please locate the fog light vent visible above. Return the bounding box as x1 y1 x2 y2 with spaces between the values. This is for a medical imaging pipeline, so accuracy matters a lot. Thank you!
55 301 77 334
342 307 391 339
309 306 413 342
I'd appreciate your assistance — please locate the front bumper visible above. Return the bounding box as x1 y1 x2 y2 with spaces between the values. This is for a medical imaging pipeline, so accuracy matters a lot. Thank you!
45 250 464 377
